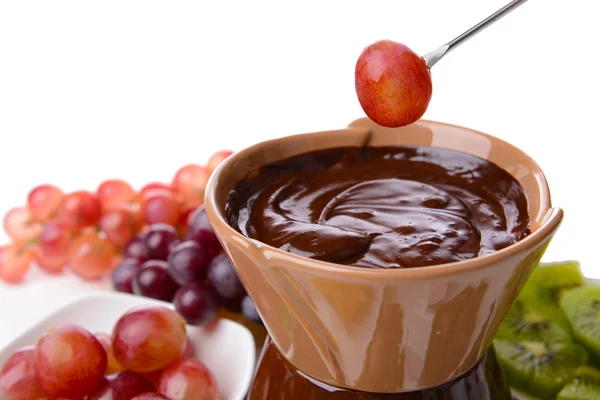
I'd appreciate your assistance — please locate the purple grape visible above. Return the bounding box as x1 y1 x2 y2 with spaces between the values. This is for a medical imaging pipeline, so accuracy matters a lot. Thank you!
186 206 221 255
123 234 148 263
88 371 154 400
173 282 219 326
133 260 180 301
111 258 141 294
167 241 211 286
241 295 262 324
169 238 182 253
207 253 246 311
144 224 179 260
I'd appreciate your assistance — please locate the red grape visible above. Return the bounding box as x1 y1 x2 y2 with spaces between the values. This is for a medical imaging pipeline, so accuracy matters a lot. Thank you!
207 253 246 312
99 206 142 247
140 182 173 199
207 150 233 174
2 207 43 242
58 191 102 229
139 369 163 388
158 358 218 400
95 333 124 375
185 206 221 256
97 179 136 211
35 219 74 274
355 40 432 128
168 241 211 285
142 190 181 227
132 393 169 400
133 260 179 302
172 164 210 209
123 234 148 263
183 338 195 359
34 250 66 274
144 224 179 261
69 232 117 280
173 283 218 326
34 324 107 398
112 305 187 373
0 243 32 284
242 295 262 324
88 371 154 400
0 346 48 400
111 258 141 294
27 184 64 222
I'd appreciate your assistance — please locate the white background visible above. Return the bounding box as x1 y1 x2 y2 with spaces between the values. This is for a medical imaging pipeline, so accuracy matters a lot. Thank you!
0 0 598 347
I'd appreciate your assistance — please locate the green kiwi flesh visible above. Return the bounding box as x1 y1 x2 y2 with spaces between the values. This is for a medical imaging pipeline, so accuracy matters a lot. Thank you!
493 339 587 399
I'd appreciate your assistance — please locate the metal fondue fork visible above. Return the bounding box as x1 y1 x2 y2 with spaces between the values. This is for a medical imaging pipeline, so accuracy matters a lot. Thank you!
423 0 529 68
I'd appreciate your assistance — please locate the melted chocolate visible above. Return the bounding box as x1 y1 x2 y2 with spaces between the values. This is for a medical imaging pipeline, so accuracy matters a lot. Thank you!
227 146 530 268
247 338 512 400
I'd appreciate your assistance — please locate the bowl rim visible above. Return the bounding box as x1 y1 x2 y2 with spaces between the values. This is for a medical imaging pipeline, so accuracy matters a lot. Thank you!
204 118 563 280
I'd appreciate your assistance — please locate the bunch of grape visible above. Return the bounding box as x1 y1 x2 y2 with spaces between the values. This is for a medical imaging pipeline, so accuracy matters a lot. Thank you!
0 305 219 400
0 149 261 325
0 150 231 283
113 207 261 326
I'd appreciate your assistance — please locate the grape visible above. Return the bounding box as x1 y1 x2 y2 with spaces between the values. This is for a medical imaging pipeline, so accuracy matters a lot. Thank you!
99 206 142 247
142 190 180 226
140 182 173 199
139 369 163 388
207 253 246 311
2 207 42 242
88 371 154 400
241 295 263 324
132 393 169 400
27 184 64 222
172 164 210 209
0 346 48 400
355 40 432 128
58 191 102 229
95 333 124 375
173 283 219 326
168 241 211 285
133 260 179 301
34 324 107 398
0 243 32 284
123 234 148 263
183 337 195 359
111 258 140 294
34 250 66 274
158 358 218 400
177 207 194 237
97 179 136 211
35 219 74 274
144 224 179 261
207 150 233 174
112 305 187 373
186 206 221 255
69 232 117 280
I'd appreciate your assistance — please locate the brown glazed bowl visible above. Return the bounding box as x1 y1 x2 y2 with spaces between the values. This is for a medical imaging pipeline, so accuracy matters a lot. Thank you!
204 117 564 393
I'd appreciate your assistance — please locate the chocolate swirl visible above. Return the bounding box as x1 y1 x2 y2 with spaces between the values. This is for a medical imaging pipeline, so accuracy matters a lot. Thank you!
226 146 529 269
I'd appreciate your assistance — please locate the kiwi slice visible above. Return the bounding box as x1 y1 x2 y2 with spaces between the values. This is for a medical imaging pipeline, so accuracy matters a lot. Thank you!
557 365 600 400
496 298 572 343
494 339 587 399
560 285 600 359
519 260 585 330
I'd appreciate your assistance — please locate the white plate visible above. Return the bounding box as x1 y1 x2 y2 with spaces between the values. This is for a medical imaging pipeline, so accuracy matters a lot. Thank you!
0 291 256 400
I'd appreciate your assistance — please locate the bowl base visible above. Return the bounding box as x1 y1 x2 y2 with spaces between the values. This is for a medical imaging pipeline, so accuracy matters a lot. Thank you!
248 337 512 399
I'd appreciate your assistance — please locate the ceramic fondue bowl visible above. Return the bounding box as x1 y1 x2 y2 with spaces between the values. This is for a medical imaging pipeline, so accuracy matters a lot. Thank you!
204 117 563 393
